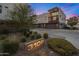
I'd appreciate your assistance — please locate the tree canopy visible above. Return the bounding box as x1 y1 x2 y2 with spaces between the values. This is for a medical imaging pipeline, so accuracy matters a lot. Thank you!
9 4 36 30
67 16 78 29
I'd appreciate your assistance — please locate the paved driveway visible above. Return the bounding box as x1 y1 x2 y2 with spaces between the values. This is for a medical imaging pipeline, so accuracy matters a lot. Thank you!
32 29 79 49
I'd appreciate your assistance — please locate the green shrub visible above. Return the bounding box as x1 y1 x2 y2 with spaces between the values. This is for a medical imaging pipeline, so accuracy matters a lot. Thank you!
29 31 32 35
0 35 7 40
21 36 26 42
24 31 33 38
48 38 78 56
30 31 36 40
43 32 48 39
1 29 9 34
30 34 35 40
36 34 42 39
0 41 3 55
2 39 19 55
32 31 38 35
19 28 30 36
30 31 42 40
25 32 30 37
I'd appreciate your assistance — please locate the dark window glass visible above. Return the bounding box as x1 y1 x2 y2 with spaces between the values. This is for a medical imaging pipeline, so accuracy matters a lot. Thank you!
0 5 2 13
5 6 8 8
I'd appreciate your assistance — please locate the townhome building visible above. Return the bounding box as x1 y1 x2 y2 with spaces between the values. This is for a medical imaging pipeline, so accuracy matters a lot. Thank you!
36 7 66 29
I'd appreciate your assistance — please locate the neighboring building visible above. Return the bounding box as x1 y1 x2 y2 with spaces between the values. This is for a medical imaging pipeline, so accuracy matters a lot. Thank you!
0 3 16 20
0 3 27 32
36 7 66 29
0 3 27 20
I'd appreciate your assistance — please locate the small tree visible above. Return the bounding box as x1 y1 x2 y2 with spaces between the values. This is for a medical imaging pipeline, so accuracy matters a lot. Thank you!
43 32 48 39
67 16 78 29
9 4 36 32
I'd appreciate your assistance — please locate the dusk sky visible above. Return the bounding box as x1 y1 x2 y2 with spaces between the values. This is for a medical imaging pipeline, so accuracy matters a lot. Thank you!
30 3 79 19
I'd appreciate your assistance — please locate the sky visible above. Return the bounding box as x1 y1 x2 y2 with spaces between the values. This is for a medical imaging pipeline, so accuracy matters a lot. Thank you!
30 3 79 19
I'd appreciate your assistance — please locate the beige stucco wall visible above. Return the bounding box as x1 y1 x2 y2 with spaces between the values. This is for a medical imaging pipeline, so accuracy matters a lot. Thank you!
0 3 26 20
36 13 49 24
0 3 16 20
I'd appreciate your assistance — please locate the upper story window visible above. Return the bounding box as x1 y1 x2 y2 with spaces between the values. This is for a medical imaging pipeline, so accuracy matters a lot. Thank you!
53 17 57 21
0 5 2 13
52 12 58 16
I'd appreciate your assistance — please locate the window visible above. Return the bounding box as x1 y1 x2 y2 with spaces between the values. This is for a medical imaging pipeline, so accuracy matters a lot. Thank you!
5 6 8 8
53 17 57 21
52 12 58 16
0 5 2 13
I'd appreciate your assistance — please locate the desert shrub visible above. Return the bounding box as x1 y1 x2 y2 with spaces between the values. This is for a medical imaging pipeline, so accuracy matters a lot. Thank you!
48 38 78 56
2 39 19 56
43 32 48 39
